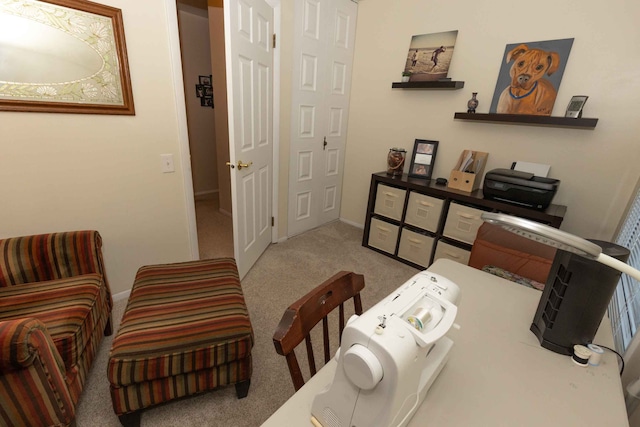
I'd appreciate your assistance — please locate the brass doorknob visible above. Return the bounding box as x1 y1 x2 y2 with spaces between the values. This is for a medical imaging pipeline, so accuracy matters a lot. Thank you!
237 160 253 170
225 161 235 169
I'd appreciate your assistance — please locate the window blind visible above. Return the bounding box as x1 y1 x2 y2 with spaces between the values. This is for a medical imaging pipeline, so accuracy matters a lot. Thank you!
610 186 640 352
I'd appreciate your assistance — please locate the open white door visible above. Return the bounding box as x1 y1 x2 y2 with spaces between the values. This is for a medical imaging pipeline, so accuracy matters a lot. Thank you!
224 0 274 278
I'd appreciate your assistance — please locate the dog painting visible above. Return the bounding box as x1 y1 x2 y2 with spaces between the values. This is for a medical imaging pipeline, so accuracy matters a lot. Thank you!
490 38 574 116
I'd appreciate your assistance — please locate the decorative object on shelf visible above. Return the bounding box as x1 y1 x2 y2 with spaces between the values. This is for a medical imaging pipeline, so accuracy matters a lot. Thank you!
564 95 588 118
387 148 406 176
490 38 574 116
448 149 488 192
0 0 135 115
401 71 412 82
403 30 458 82
467 92 479 113
408 140 439 179
196 75 214 108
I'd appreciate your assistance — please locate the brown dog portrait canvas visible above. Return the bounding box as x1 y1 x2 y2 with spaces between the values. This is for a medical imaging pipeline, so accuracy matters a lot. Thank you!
490 38 574 116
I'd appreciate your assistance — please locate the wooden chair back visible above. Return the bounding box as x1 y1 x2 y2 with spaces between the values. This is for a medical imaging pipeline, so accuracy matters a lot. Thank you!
272 271 365 391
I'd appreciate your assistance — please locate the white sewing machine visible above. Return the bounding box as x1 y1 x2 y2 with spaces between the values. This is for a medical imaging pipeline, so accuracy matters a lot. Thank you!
310 270 461 427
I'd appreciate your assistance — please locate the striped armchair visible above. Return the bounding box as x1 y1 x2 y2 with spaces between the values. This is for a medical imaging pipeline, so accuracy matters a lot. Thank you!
0 231 113 427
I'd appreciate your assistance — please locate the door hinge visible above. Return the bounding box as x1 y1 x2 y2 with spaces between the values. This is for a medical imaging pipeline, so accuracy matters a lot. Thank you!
272 33 276 48
271 216 275 227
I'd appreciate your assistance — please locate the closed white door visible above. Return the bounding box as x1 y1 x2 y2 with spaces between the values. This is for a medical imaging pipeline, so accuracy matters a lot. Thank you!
224 0 274 278
287 0 358 237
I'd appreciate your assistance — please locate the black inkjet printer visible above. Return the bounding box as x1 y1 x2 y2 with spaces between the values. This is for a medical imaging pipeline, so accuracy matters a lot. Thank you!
482 168 560 210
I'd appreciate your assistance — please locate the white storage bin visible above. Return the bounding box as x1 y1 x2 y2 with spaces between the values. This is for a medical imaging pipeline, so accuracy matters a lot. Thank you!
443 202 486 244
368 218 399 254
373 184 406 221
434 241 471 265
404 192 443 232
397 228 434 268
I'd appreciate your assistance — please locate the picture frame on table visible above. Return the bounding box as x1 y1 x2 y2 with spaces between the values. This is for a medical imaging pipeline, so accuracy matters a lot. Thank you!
408 139 439 179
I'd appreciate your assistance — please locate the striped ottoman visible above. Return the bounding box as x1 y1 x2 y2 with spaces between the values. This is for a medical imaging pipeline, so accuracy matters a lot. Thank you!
108 259 253 427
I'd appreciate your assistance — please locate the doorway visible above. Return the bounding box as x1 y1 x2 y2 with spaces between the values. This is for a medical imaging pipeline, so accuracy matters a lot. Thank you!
176 0 234 259
175 0 280 276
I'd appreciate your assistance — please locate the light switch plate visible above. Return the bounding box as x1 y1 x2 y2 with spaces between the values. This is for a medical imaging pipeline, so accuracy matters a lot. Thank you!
161 154 175 173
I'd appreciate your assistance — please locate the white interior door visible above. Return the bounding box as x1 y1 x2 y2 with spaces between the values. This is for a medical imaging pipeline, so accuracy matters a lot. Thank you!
224 0 274 278
287 0 357 237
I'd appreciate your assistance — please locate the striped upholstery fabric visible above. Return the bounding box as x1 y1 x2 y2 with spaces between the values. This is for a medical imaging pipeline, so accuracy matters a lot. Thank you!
110 356 252 415
0 231 113 427
1 231 104 284
108 258 254 415
0 319 76 427
0 274 106 368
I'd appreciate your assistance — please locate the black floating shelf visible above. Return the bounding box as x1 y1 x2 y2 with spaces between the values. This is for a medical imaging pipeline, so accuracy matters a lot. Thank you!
392 81 465 89
453 112 598 129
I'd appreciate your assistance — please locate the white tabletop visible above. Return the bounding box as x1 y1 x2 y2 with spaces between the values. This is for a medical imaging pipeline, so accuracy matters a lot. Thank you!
262 259 628 426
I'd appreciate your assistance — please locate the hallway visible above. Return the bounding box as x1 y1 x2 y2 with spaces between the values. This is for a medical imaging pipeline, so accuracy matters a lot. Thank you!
195 195 234 259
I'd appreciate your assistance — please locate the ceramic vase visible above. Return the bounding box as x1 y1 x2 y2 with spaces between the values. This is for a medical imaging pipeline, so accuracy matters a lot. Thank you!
467 92 479 113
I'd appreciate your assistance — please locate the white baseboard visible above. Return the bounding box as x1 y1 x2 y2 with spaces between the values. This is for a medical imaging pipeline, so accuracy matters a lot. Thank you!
278 218 362 243
113 289 131 302
194 189 219 200
339 217 364 229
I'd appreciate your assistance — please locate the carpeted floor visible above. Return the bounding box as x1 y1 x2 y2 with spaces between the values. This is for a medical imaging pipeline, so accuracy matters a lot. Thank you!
193 195 234 259
75 220 419 426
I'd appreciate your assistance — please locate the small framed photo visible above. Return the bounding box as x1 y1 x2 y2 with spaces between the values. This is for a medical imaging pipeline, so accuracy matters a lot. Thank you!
565 95 588 118
204 86 213 97
195 84 205 98
408 139 439 179
199 75 212 86
201 96 214 108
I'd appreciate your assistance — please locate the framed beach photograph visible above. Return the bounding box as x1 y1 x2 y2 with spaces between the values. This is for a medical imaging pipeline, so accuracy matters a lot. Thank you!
408 139 439 179
404 30 458 82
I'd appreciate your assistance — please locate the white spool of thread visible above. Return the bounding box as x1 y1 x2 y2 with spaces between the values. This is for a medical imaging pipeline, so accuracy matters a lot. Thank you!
407 307 432 331
587 344 604 366
572 345 592 367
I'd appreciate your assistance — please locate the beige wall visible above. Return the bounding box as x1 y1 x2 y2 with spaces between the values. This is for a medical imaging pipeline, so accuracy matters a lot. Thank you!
0 0 194 294
178 5 218 197
6 0 637 294
341 0 640 240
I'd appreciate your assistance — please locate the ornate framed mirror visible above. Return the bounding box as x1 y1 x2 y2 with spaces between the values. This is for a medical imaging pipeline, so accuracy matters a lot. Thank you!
0 0 135 114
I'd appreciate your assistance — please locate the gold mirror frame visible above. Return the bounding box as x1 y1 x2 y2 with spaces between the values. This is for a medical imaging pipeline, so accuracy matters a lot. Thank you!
0 0 134 115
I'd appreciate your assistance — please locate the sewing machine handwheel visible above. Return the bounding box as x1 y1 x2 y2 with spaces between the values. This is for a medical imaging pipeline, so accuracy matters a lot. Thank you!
343 344 383 390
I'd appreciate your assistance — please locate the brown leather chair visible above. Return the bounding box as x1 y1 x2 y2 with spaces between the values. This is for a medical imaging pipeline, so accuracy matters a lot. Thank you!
468 222 557 285
273 271 365 391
